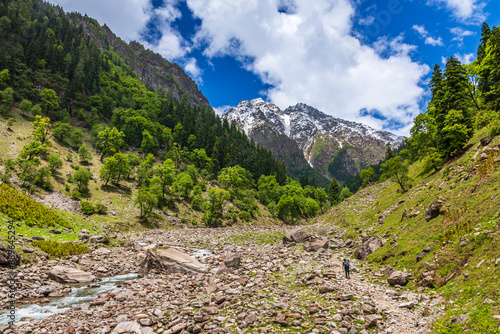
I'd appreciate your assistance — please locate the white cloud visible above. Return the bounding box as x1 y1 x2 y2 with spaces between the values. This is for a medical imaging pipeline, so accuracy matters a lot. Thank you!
187 0 428 133
412 24 443 46
454 52 475 64
184 58 202 81
46 0 152 41
450 27 475 46
428 0 486 23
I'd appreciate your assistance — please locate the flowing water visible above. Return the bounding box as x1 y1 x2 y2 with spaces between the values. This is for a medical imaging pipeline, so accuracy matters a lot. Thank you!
0 273 138 325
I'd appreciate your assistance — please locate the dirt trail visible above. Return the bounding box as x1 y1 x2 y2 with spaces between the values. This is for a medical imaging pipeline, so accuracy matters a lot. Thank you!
330 251 442 333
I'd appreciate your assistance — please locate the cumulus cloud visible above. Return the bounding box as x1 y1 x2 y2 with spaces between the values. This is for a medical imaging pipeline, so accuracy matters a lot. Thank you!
186 0 428 133
412 24 444 46
428 0 486 23
46 0 152 41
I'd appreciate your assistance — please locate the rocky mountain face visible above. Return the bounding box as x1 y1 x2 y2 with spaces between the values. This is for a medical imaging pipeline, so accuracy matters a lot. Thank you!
78 19 208 106
224 99 403 181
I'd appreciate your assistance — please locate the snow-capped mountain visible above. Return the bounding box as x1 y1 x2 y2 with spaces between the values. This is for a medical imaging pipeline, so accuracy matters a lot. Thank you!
224 98 403 181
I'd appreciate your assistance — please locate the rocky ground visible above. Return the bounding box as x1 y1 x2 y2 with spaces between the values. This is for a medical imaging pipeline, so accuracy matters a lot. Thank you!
1 224 444 334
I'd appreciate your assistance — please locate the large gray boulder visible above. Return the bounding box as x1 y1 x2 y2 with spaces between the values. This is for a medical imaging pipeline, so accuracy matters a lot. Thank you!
354 236 383 260
139 248 208 276
216 253 241 275
111 321 142 334
304 238 329 252
387 270 410 286
48 266 96 283
283 229 312 244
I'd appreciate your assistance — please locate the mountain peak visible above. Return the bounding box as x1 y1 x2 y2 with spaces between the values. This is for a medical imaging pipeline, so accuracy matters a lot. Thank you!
224 98 403 181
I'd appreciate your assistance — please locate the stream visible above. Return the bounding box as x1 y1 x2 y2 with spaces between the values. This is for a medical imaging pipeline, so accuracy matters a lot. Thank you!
0 273 138 325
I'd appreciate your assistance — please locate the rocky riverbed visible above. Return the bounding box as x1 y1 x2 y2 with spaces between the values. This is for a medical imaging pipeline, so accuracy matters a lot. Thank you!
1 225 444 333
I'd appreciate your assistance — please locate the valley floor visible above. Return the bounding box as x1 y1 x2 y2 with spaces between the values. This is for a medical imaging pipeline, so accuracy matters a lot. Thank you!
4 224 444 334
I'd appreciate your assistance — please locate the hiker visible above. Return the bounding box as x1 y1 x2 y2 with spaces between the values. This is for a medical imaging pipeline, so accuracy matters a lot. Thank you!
342 258 350 279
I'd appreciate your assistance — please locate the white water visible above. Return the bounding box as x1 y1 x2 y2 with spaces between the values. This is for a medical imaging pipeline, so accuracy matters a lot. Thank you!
0 273 137 325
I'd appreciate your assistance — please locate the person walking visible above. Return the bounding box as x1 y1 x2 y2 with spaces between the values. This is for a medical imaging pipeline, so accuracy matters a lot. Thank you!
342 258 350 279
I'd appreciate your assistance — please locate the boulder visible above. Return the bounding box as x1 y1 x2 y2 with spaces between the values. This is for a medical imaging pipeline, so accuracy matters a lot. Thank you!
304 238 329 252
78 233 89 242
139 248 208 276
419 271 436 288
354 236 383 260
48 266 96 283
364 314 382 328
387 270 410 286
450 313 470 325
282 229 312 244
88 235 105 243
111 321 142 334
0 243 20 267
416 245 431 262
425 199 445 222
382 265 396 277
216 253 241 275
31 236 45 241
22 246 35 253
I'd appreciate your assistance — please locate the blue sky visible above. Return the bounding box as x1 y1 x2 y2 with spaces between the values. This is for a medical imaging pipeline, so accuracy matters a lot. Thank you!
48 0 500 135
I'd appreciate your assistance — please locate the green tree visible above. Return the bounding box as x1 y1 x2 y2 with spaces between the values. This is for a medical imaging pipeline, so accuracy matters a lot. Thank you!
360 167 374 187
31 104 42 117
381 156 410 191
175 172 194 199
34 167 53 190
72 167 92 194
52 122 71 143
40 88 59 113
78 144 93 164
314 188 328 213
0 69 9 88
48 153 63 173
421 148 443 175
19 99 32 117
328 177 340 204
141 130 158 154
97 127 124 161
202 188 229 227
1 87 14 116
339 186 353 201
153 159 176 201
136 154 155 187
99 153 130 185
441 109 473 157
31 115 52 145
70 129 84 148
18 141 48 161
135 186 158 219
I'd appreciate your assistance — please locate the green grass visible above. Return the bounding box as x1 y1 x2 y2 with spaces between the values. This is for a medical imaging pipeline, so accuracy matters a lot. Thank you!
319 129 500 333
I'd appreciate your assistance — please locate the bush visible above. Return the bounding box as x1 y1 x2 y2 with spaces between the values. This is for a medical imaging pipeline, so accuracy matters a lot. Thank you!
95 202 108 214
80 200 95 215
238 211 251 221
32 240 89 258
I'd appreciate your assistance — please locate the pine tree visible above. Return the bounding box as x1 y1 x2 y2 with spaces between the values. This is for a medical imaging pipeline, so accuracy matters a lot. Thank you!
328 177 340 204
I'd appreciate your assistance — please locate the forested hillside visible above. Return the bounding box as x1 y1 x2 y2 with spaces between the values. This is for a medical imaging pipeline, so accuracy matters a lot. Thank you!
0 0 338 228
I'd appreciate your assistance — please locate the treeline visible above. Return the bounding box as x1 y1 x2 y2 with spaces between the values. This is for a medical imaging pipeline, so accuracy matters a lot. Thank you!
346 22 500 193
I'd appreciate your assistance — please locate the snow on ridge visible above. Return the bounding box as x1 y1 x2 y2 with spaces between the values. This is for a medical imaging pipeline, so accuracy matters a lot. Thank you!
224 99 403 146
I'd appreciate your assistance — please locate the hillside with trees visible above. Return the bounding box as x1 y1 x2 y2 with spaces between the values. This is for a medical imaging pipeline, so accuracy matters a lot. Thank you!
0 0 338 228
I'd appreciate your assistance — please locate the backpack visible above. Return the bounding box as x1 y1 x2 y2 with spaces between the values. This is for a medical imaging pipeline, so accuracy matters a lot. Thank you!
344 260 349 269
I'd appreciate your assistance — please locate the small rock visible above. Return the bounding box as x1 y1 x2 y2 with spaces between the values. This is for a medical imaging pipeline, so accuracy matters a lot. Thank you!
22 247 35 253
364 314 382 328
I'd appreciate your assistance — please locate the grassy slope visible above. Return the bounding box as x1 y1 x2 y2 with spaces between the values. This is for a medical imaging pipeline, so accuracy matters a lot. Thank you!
313 129 500 333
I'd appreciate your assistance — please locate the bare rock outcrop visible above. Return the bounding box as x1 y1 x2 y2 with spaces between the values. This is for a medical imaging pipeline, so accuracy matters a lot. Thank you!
139 248 207 276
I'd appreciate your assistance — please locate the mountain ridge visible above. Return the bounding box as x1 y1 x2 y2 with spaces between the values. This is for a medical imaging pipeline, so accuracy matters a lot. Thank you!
224 98 403 181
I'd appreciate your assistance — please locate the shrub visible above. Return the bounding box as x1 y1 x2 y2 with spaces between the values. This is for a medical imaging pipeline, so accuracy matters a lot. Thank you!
238 211 251 221
95 202 108 214
32 240 89 258
0 184 70 228
80 200 95 215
